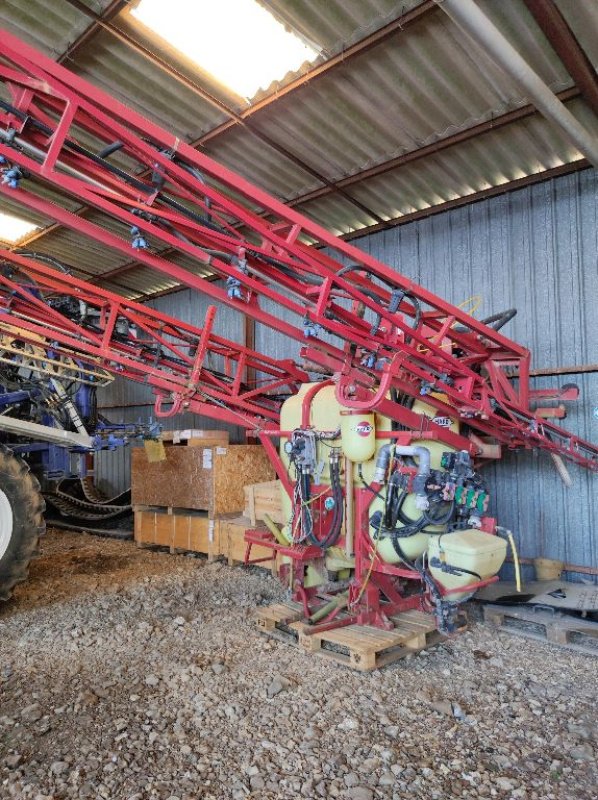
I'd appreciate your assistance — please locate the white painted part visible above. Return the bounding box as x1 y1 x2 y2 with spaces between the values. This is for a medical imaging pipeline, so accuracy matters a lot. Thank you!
0 416 93 448
0 487 14 561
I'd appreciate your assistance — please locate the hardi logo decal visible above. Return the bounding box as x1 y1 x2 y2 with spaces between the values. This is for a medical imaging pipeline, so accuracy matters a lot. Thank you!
355 421 373 437
433 416 452 428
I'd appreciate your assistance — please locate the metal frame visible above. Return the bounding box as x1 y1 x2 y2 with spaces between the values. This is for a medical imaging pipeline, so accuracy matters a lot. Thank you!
0 251 307 430
524 0 598 117
0 28 596 470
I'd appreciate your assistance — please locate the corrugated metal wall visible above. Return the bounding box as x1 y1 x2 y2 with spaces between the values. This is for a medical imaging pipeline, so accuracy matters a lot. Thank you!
357 169 598 576
97 169 597 573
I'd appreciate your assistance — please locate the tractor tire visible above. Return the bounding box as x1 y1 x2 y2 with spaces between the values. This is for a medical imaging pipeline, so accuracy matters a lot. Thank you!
0 444 45 601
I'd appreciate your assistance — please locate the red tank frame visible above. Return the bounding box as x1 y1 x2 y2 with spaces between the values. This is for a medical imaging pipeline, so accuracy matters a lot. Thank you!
0 29 597 630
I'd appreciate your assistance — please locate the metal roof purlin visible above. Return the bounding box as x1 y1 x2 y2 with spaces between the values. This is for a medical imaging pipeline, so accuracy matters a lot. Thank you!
58 0 130 65
523 0 598 119
340 158 591 242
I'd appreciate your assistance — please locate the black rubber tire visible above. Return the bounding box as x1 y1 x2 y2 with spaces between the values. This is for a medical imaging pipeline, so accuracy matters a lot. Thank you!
0 444 46 601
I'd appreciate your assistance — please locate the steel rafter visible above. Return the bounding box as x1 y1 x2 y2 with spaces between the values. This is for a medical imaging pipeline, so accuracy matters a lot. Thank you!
59 0 130 66
0 29 597 471
524 0 598 118
290 87 581 208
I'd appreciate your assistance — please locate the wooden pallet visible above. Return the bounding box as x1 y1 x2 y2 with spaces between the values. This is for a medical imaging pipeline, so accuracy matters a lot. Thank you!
244 479 283 526
253 601 445 670
483 603 598 656
133 507 235 560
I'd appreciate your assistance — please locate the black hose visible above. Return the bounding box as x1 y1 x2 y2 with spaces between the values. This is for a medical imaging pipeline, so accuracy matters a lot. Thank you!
480 309 517 332
304 459 343 550
336 264 422 340
454 308 517 334
308 458 343 549
97 141 124 159
423 496 455 527
174 161 212 222
300 472 313 542
0 99 227 236
13 250 71 274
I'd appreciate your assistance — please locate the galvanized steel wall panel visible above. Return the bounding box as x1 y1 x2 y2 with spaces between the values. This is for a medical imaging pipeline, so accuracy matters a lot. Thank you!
357 169 598 574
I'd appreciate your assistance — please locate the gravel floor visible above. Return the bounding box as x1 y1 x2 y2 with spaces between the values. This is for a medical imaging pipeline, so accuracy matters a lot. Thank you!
0 529 596 800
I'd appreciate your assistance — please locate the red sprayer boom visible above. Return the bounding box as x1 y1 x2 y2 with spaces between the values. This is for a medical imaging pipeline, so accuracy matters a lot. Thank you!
0 29 595 634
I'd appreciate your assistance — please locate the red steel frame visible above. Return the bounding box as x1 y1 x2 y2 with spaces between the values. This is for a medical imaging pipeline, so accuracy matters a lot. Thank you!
0 251 307 430
0 28 596 471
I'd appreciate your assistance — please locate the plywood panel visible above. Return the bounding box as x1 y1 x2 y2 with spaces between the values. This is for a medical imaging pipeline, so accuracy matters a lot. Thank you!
222 515 276 567
212 446 274 516
131 447 212 509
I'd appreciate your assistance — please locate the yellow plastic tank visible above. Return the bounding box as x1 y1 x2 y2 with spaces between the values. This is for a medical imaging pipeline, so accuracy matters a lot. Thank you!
340 410 376 462
278 383 393 545
428 530 507 600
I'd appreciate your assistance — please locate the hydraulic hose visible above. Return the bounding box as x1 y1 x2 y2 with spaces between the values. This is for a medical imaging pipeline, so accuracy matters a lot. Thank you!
300 471 313 542
454 308 517 334
311 455 343 549
336 264 422 336
174 161 212 221
0 101 226 236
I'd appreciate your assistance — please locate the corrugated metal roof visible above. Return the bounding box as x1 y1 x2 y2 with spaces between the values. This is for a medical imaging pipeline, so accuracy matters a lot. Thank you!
302 98 596 234
203 125 320 199
260 0 424 58
0 0 597 294
0 0 103 56
69 28 225 141
239 0 573 187
557 0 598 68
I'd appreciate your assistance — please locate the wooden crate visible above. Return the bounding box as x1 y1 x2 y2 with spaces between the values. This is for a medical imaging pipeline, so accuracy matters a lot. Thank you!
132 444 274 513
134 507 220 558
133 508 244 558
244 479 284 525
253 602 446 671
161 428 229 447
221 515 278 572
